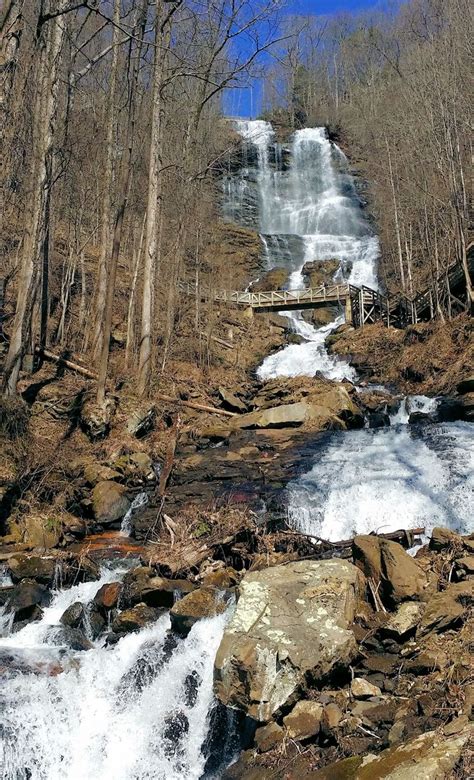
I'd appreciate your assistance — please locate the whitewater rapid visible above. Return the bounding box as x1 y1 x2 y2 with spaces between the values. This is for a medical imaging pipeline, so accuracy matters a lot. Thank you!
0 566 232 780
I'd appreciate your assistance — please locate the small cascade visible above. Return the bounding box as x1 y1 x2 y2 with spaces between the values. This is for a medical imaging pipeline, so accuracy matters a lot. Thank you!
390 395 439 425
0 566 234 780
120 491 149 537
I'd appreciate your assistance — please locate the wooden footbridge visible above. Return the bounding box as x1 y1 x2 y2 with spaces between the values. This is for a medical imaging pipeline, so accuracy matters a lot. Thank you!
180 252 473 329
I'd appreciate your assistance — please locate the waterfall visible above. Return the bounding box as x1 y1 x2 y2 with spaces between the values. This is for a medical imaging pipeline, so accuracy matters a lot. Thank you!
0 566 234 780
226 122 379 380
229 121 473 543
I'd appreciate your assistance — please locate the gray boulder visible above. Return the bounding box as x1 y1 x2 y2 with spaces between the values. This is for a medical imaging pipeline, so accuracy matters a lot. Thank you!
214 559 363 721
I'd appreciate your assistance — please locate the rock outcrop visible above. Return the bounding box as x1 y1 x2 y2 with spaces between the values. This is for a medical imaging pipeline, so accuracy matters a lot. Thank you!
214 559 363 721
353 536 429 605
91 480 130 525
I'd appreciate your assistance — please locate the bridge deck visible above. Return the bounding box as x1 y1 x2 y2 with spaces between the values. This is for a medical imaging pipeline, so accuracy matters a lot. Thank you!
179 255 472 328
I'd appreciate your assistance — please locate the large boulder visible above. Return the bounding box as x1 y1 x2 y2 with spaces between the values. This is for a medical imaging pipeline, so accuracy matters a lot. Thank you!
170 587 228 636
214 559 363 722
91 481 130 524
417 580 473 636
353 536 428 605
120 566 194 609
112 603 163 635
305 723 473 779
457 376 474 394
7 554 57 585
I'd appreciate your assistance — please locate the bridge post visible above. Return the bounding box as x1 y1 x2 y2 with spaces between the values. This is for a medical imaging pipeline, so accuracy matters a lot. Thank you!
243 306 254 320
345 295 353 325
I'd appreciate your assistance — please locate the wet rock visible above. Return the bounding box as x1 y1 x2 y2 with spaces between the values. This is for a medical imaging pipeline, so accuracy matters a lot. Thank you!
457 376 474 394
218 388 248 413
353 536 428 605
170 587 227 637
350 677 382 699
201 567 240 589
162 710 189 756
80 397 116 440
60 601 84 628
94 581 122 610
126 404 156 437
8 554 57 585
429 526 461 551
120 566 194 609
409 411 434 425
283 701 323 740
46 626 94 651
87 603 106 639
382 602 425 639
255 721 285 753
7 579 51 622
460 392 474 421
112 603 163 635
436 397 463 422
214 559 362 721
91 480 130 524
417 581 472 635
368 411 390 429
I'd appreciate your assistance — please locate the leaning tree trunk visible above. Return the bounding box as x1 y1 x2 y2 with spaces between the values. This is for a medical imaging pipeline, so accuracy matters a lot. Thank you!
2 2 65 396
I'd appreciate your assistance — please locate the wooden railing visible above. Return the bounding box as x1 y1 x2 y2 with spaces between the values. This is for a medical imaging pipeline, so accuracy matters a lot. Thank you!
179 254 472 328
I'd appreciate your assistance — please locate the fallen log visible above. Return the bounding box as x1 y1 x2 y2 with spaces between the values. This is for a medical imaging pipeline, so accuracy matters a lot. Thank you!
36 348 98 380
199 331 234 349
280 526 425 551
33 351 237 418
156 393 237 418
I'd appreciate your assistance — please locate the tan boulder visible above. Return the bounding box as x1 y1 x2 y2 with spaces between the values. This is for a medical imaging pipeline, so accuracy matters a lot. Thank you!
214 559 363 722
254 722 285 753
305 723 473 778
353 536 428 605
283 700 323 740
429 526 461 551
417 580 473 636
170 587 227 636
91 480 130 524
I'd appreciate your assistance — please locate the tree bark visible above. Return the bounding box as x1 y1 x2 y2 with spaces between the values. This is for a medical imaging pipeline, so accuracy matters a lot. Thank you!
138 1 165 396
2 1 66 396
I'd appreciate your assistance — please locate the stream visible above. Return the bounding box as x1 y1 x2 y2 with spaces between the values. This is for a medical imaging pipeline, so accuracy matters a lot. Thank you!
1 120 472 778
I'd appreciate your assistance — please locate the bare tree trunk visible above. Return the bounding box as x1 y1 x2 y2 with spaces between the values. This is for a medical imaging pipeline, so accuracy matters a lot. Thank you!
125 212 146 368
96 0 147 405
90 0 120 364
138 1 165 397
2 2 66 396
385 137 406 293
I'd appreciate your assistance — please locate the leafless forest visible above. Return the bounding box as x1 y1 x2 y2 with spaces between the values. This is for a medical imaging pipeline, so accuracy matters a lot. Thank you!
0 0 472 401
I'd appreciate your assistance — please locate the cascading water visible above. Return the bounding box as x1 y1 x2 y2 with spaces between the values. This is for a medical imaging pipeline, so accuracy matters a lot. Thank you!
0 566 235 780
224 123 379 380
229 120 473 542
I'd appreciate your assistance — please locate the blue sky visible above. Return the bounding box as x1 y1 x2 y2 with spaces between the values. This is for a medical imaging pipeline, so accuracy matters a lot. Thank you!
225 0 384 117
